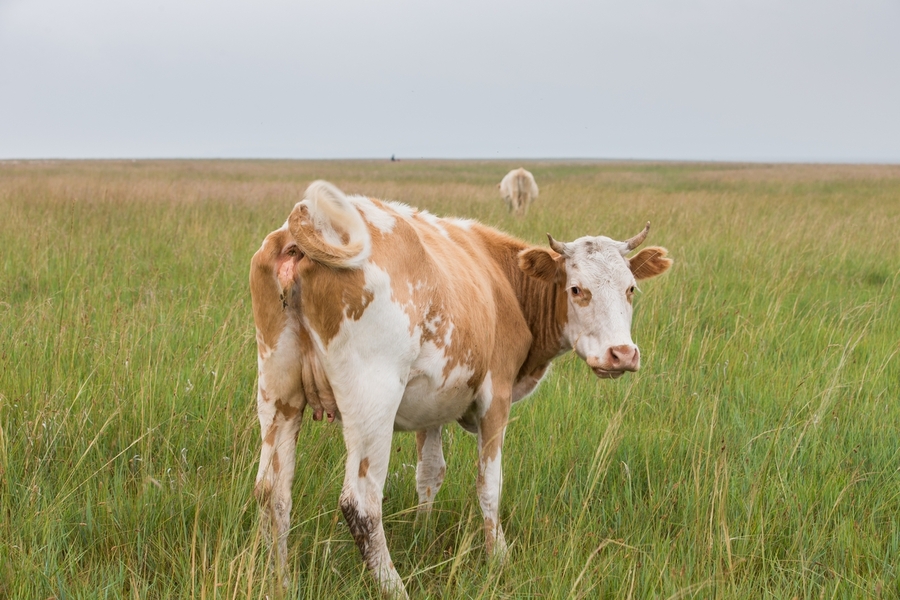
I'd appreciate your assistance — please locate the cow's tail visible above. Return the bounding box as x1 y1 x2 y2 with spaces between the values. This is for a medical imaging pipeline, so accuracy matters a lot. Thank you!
288 181 371 269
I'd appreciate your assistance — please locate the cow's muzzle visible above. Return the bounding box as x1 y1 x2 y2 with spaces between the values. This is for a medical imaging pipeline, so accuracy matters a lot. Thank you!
587 345 640 379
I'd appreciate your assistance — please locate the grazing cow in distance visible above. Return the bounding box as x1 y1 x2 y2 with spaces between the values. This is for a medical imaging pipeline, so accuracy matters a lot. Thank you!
250 180 672 598
499 167 539 216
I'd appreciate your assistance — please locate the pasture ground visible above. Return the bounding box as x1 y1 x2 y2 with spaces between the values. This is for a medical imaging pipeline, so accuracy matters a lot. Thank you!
1 159 898 599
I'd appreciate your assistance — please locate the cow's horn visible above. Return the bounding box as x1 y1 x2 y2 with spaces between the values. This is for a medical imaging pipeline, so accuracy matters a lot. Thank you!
624 222 651 250
547 233 569 257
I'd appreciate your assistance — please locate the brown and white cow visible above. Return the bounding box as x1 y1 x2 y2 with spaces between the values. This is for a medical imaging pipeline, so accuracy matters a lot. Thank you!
250 181 671 598
499 167 539 216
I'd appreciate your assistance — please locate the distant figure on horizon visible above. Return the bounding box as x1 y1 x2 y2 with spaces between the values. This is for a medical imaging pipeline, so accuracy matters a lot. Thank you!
498 168 539 217
391 154 397 162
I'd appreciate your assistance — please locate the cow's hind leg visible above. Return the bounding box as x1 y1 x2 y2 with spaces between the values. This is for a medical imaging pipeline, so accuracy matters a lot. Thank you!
254 390 304 581
415 426 446 514
338 380 408 598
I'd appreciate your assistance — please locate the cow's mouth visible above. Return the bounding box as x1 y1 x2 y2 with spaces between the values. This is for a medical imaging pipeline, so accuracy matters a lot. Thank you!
591 367 626 379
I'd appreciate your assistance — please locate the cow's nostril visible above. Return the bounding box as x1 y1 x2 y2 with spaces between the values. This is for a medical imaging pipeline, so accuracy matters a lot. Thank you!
607 345 638 370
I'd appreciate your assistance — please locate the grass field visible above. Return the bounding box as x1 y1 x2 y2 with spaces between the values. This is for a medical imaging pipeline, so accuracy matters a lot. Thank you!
1 159 898 599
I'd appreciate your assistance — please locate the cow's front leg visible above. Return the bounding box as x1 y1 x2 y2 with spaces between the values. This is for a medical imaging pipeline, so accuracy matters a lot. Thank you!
338 387 408 599
476 391 511 559
415 426 446 514
254 387 304 581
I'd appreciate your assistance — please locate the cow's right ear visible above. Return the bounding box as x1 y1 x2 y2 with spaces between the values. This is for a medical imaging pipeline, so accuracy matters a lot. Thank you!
518 248 564 284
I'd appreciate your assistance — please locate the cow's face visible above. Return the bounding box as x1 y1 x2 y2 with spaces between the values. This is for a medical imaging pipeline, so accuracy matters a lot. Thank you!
519 223 671 379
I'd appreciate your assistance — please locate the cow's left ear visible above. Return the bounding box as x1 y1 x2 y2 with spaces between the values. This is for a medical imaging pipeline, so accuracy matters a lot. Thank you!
629 246 673 281
519 248 564 284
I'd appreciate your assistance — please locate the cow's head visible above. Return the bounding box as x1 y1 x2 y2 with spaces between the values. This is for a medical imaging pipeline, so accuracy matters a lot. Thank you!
519 222 672 378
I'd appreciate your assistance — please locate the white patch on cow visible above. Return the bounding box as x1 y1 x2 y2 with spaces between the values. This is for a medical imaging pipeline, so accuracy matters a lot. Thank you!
318 263 418 424
396 335 476 431
352 195 397 234
447 217 474 230
476 370 494 417
442 320 454 349
255 374 277 466
385 200 416 220
477 445 506 558
417 210 450 237
256 330 273 361
478 454 502 513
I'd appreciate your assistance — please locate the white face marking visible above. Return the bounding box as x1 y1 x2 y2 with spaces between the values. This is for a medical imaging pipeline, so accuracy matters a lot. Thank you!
561 236 638 366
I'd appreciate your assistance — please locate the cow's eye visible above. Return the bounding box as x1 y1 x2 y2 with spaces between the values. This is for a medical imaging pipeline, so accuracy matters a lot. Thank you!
628 285 635 294
570 286 581 296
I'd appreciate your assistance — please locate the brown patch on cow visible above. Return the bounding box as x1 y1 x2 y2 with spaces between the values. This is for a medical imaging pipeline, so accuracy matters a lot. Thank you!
346 288 375 321
415 430 427 462
275 398 300 420
272 451 280 474
259 387 272 403
572 286 592 307
425 486 431 497
629 246 673 281
478 398 509 463
250 229 294 351
483 517 496 553
264 424 278 445
300 265 370 345
358 457 370 478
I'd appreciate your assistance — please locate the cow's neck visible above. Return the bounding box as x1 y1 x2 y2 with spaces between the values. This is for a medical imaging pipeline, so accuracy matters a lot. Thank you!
478 226 568 382
510 260 567 380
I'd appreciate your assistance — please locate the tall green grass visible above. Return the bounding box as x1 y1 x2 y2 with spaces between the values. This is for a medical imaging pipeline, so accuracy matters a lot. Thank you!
1 160 898 599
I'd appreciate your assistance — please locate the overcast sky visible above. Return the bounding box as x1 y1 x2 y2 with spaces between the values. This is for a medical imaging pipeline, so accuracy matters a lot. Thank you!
1 0 898 162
